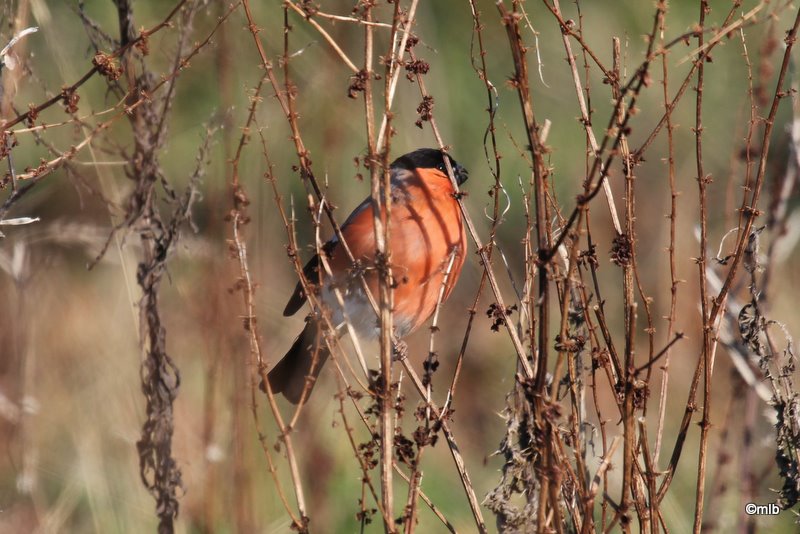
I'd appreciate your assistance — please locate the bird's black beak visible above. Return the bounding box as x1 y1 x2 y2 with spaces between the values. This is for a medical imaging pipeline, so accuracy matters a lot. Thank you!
455 163 468 186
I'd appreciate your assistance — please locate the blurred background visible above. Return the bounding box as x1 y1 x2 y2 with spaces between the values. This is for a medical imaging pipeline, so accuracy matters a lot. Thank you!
0 0 798 532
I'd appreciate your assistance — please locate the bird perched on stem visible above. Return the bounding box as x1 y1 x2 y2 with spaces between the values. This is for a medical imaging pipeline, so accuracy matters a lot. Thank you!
267 148 469 404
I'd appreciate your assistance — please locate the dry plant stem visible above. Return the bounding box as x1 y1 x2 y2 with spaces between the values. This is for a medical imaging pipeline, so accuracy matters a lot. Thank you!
677 3 764 66
229 73 309 531
263 135 390 523
447 4 533 381
496 2 561 527
0 0 190 132
659 0 800 510
108 2 229 531
284 0 358 72
732 19 759 238
232 215 305 528
403 31 525 534
609 39 636 529
409 72 533 380
496 1 550 380
692 3 713 532
582 437 623 534
308 235 371 392
541 0 611 78
444 0 506 409
403 250 457 533
332 345 454 531
7 2 240 186
10 105 117 134
652 2 785 505
635 3 752 159
375 0 421 153
258 148 370 403
579 234 613 529
399 358 487 533
312 10 393 28
279 6 352 428
550 219 590 506
611 30 661 525
550 0 622 235
538 4 665 265
426 250 457 403
360 3 395 530
394 468 456 534
707 6 800 324
544 8 601 499
654 0 679 465
638 420 658 534
406 39 549 530
403 459 423 534
235 192 309 519
336 393 396 528
553 5 662 529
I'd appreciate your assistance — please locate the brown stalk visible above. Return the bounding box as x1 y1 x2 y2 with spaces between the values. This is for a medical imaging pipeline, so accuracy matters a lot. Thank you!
360 2 395 529
496 2 568 529
402 249 457 533
609 38 637 531
0 0 190 132
230 73 309 531
444 0 507 412
284 0 359 72
635 2 755 159
692 3 713 532
407 54 534 385
549 0 622 235
652 2 780 506
707 5 800 324
335 389 395 528
107 3 238 532
653 0 679 465
398 357 487 533
655 0 799 512
225 2 800 532
583 436 622 534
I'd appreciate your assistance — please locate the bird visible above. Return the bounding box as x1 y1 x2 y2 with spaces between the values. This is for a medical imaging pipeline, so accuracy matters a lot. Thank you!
266 148 469 404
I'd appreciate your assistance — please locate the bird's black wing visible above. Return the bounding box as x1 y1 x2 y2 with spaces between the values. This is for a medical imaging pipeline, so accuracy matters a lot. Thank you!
283 240 334 316
283 195 375 316
284 170 416 317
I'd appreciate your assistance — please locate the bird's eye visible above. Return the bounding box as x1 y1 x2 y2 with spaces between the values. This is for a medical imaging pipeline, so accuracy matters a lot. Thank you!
437 163 446 172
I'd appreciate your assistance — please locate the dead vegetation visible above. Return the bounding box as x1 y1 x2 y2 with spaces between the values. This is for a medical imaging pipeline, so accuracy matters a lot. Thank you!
0 1 799 533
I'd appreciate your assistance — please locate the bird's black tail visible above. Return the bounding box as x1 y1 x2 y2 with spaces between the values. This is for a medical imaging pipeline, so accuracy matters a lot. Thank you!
265 323 330 404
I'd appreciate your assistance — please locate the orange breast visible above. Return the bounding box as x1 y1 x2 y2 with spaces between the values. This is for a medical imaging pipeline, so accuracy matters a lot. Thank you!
328 169 466 336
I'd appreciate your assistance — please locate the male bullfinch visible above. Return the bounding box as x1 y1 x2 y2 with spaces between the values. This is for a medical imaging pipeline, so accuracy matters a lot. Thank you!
267 148 469 404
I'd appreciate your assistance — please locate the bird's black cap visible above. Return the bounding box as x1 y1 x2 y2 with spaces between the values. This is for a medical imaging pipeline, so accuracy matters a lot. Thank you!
391 148 469 186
